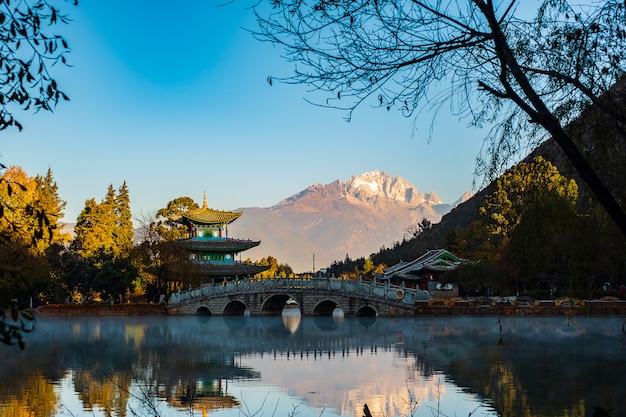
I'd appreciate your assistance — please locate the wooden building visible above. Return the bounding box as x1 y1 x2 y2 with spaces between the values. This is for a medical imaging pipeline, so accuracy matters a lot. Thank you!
173 194 269 281
379 249 467 292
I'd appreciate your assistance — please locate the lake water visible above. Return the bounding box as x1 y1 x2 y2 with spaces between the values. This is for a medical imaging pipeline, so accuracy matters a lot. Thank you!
1 315 624 417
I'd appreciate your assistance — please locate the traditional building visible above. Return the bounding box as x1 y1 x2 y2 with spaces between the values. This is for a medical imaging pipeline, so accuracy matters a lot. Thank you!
174 194 269 281
378 249 468 292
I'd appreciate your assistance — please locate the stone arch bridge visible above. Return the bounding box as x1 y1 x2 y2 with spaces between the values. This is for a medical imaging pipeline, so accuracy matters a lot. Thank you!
167 276 431 317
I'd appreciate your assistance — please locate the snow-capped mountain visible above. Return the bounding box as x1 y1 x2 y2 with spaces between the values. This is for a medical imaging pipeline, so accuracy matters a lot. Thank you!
229 171 471 272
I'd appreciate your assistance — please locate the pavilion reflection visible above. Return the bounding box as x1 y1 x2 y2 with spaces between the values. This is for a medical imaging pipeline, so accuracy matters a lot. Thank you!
167 378 239 414
0 316 623 417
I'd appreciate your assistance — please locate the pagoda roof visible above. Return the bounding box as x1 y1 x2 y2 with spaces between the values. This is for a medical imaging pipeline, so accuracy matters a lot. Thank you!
145 260 269 278
181 193 242 225
381 249 468 280
194 262 270 277
175 238 261 253
183 207 242 225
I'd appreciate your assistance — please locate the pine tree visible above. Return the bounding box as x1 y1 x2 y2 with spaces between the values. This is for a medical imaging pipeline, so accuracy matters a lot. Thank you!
115 181 133 253
72 182 133 257
33 168 69 252
73 198 112 257
69 183 137 301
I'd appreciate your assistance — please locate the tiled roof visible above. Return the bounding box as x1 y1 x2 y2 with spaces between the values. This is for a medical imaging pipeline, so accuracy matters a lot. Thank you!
382 249 467 278
175 238 261 252
165 261 270 277
194 262 270 276
182 207 242 225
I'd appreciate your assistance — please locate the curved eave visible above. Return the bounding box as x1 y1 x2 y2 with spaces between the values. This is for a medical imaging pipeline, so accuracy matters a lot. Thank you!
182 208 242 225
195 263 270 276
175 238 261 253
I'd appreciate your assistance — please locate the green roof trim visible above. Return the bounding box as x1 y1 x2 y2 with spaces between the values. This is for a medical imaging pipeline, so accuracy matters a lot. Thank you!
381 249 469 279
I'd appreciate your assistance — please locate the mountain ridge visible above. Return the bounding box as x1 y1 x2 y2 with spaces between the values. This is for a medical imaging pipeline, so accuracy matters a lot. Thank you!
230 170 471 272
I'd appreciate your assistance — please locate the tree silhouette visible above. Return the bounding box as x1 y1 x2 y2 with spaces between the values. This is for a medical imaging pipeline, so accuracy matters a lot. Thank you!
252 0 626 235
0 0 74 131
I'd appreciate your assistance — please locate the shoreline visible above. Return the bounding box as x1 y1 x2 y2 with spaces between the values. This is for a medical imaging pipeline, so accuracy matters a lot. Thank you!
413 300 626 317
35 299 626 317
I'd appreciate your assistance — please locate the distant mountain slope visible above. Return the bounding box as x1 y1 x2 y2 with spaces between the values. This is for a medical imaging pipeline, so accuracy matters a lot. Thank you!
230 170 471 272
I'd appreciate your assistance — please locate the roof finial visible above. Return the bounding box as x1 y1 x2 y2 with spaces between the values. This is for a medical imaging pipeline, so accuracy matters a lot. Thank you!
203 191 207 209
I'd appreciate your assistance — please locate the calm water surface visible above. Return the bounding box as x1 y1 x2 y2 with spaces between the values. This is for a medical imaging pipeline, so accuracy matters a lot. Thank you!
1 315 624 417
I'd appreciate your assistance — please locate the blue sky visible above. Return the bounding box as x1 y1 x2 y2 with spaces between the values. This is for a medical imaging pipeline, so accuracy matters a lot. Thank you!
1 1 491 223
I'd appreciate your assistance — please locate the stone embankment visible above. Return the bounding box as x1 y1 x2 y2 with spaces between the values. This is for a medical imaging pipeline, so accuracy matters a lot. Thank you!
415 298 626 316
35 298 626 316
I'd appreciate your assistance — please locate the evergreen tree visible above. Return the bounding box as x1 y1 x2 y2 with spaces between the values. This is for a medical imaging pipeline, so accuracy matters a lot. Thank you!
72 198 116 257
33 168 69 251
88 248 137 302
68 182 137 302
362 258 375 277
505 191 586 296
115 181 133 253
72 182 132 257
480 156 578 241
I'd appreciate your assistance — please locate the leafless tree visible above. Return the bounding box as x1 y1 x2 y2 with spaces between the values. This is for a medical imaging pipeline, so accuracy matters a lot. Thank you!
251 0 626 236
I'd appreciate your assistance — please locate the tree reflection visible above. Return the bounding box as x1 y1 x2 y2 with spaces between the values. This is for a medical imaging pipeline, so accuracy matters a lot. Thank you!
0 372 58 417
73 371 131 417
0 316 623 417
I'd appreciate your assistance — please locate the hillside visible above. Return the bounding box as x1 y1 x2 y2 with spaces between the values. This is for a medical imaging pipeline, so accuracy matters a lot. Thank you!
370 82 626 269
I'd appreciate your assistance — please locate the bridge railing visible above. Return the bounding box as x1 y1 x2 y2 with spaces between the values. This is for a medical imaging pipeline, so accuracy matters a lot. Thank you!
168 276 431 305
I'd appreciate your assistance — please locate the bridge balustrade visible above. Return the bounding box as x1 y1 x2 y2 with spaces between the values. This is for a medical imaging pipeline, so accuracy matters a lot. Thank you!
168 276 430 305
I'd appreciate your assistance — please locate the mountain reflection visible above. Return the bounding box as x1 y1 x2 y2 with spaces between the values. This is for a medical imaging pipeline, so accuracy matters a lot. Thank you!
0 316 624 417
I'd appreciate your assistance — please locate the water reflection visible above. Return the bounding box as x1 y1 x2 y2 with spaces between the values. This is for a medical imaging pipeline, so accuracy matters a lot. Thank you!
281 299 301 333
0 316 624 417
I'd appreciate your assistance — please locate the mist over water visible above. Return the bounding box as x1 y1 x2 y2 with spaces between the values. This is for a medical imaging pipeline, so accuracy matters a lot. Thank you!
1 315 624 417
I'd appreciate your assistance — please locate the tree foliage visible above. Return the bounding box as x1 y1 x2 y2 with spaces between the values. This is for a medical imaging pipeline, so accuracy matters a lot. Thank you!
0 165 67 251
66 183 137 302
440 155 624 297
480 156 578 239
153 196 199 242
0 165 67 300
253 0 626 235
0 165 67 348
504 191 587 294
114 181 133 252
72 182 133 257
0 0 75 131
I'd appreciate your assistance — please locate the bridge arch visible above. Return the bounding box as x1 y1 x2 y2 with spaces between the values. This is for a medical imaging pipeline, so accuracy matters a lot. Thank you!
355 305 377 317
194 305 212 315
223 300 249 315
262 294 296 315
312 299 342 316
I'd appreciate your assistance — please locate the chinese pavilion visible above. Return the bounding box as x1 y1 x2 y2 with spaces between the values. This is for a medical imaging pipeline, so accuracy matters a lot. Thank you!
173 194 269 280
378 249 468 291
